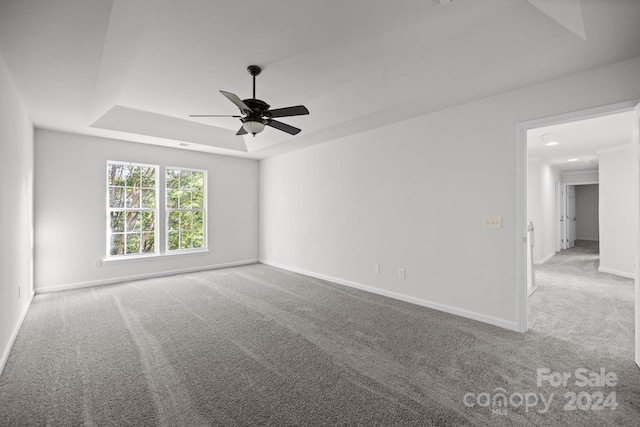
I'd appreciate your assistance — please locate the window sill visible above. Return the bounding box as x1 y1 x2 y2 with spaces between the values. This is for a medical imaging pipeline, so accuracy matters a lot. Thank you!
103 250 210 264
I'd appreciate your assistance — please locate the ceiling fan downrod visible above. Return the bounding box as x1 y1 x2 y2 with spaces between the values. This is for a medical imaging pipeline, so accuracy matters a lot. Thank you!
247 65 261 99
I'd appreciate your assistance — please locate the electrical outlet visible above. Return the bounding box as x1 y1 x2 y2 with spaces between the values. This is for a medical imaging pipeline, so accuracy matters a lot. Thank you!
18 284 20 299
93 259 102 268
374 264 380 274
483 216 502 229
399 268 405 279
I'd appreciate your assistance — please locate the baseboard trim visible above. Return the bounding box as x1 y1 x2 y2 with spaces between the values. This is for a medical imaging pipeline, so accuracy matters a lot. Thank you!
598 266 634 279
36 259 259 293
576 238 599 242
0 291 34 376
534 252 555 266
259 259 519 332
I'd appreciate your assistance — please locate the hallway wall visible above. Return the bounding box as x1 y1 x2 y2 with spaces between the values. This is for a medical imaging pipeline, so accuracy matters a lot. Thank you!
0 52 33 374
527 159 560 264
598 144 634 278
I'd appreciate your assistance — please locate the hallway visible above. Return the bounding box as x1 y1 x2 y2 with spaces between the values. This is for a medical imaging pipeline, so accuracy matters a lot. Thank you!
528 240 635 360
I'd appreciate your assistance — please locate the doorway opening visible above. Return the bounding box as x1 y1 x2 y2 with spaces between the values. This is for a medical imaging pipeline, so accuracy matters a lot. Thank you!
516 100 639 365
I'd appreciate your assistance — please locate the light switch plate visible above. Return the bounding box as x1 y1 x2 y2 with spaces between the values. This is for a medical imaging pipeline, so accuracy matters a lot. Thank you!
483 216 502 229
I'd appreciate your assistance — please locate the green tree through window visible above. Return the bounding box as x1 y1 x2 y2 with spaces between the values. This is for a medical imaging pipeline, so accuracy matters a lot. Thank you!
166 168 205 251
107 162 158 256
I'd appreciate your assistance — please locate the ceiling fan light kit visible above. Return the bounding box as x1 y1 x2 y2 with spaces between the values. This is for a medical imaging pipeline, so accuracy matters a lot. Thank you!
242 120 265 135
190 65 309 137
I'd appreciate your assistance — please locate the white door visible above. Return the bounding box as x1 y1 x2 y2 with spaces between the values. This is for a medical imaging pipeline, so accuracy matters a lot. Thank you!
633 101 640 368
566 185 576 249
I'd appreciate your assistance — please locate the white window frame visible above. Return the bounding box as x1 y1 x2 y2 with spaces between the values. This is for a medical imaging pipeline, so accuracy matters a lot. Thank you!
165 166 208 254
106 161 159 259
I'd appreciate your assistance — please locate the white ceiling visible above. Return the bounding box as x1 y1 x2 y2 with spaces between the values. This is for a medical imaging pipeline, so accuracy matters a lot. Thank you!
1 0 640 159
527 110 636 173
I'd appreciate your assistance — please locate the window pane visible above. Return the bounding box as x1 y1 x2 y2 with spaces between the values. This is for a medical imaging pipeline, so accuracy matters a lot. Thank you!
192 172 203 189
109 187 125 208
110 234 125 256
168 231 179 250
141 232 155 253
142 189 155 209
193 211 203 230
179 191 192 209
126 212 141 232
191 189 203 209
192 234 203 249
179 170 192 189
167 169 180 189
168 211 179 230
126 187 141 208
179 211 192 229
167 190 179 209
110 212 125 232
142 212 155 231
109 165 126 186
180 233 192 250
126 233 140 254
141 167 155 188
126 166 140 187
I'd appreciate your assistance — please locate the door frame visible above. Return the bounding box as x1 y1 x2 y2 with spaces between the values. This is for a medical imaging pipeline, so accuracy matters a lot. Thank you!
565 184 576 249
555 181 563 252
562 182 598 249
633 102 640 368
515 99 639 333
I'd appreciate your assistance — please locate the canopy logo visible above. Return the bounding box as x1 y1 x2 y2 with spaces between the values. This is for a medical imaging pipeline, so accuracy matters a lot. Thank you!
463 388 553 415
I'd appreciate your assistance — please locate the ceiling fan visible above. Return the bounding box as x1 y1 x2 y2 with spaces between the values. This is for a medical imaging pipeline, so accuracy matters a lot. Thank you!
189 65 309 137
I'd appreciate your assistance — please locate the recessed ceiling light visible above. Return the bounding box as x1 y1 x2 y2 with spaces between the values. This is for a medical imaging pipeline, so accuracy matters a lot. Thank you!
545 141 558 146
568 158 578 162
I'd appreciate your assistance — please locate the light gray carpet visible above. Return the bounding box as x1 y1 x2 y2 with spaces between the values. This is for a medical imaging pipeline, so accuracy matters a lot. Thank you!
0 256 638 426
529 240 635 361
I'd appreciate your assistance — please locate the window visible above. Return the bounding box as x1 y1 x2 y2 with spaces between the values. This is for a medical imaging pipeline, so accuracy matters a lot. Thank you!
166 168 206 252
106 163 206 259
107 162 158 257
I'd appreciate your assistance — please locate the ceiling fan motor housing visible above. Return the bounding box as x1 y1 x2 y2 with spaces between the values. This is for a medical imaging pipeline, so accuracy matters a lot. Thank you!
241 98 270 118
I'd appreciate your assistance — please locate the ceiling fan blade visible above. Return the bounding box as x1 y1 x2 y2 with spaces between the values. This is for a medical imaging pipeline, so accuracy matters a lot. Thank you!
220 90 252 113
189 114 242 117
236 126 248 136
268 105 309 118
267 120 301 135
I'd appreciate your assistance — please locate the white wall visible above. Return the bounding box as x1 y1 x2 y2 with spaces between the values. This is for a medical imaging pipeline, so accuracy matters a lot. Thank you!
575 184 599 241
527 159 561 264
562 170 599 184
34 130 259 291
598 144 634 278
260 57 640 330
0 52 34 373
